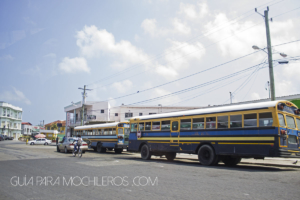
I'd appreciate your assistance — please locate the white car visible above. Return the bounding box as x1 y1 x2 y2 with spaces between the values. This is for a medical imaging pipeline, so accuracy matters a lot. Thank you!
30 138 52 145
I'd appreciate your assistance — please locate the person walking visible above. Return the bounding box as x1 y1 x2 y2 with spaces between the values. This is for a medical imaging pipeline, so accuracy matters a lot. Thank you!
56 137 59 145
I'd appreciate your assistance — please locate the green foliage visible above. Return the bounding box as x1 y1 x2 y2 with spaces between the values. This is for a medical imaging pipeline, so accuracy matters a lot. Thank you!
51 123 58 130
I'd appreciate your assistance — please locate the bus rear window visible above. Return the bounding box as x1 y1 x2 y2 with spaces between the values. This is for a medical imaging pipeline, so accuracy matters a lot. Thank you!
206 117 216 129
161 121 170 130
244 114 257 127
259 113 273 127
193 118 204 129
218 116 228 129
181 119 191 130
286 116 296 129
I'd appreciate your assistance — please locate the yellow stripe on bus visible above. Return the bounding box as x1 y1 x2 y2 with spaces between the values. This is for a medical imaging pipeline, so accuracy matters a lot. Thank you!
138 136 274 141
218 142 274 145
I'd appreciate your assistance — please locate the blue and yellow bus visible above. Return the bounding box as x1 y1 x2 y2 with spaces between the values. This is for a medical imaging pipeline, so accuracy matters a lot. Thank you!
128 100 300 166
74 122 130 154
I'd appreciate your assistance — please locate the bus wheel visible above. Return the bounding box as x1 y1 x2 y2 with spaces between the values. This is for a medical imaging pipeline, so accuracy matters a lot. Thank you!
97 143 106 153
115 149 123 154
166 153 176 161
141 144 151 160
222 156 241 166
198 145 218 166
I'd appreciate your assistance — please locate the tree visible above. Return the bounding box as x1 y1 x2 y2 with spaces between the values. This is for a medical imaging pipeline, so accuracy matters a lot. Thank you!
51 123 58 130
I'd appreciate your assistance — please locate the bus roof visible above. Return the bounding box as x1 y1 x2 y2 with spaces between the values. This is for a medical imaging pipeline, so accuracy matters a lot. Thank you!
131 100 292 121
75 122 119 130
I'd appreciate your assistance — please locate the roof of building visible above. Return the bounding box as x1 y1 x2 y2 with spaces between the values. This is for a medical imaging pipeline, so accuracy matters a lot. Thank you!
22 122 32 125
44 120 66 126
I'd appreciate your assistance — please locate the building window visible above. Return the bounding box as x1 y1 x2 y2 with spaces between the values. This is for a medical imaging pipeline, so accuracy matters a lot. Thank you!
101 110 104 113
149 113 156 115
115 113 118 117
139 113 143 116
125 113 133 118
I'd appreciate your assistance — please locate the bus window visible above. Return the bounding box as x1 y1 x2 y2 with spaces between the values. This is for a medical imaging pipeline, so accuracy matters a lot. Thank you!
172 121 179 131
152 122 161 130
296 118 300 130
259 113 273 127
161 121 170 130
206 117 216 129
218 116 228 129
193 118 204 129
278 114 285 127
230 115 242 128
145 122 151 131
244 114 257 127
131 123 137 132
112 128 116 135
118 128 123 135
286 115 296 129
104 129 108 135
139 123 144 131
93 129 97 135
180 119 191 130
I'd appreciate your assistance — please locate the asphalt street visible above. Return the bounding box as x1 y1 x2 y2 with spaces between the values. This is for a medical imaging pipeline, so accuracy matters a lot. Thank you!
0 140 299 200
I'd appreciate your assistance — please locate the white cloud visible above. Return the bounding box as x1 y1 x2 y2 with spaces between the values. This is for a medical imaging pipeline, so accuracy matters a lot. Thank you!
178 2 208 19
111 80 133 93
172 18 191 35
204 13 296 58
141 18 191 37
76 26 149 69
151 88 181 105
58 57 90 73
0 54 14 61
251 92 261 100
0 87 31 105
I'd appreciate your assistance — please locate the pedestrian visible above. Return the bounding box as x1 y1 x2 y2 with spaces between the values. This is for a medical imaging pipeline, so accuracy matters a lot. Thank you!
56 137 59 145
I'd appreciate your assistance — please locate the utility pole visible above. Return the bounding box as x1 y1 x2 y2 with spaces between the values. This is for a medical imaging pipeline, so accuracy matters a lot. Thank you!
78 85 92 126
229 92 232 104
256 7 275 101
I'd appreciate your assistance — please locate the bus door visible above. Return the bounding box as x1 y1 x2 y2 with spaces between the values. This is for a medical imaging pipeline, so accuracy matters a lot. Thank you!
170 120 180 146
285 115 298 149
124 127 130 146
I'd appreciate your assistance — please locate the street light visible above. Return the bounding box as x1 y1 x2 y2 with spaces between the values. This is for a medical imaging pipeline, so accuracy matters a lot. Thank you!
278 61 289 64
252 44 288 101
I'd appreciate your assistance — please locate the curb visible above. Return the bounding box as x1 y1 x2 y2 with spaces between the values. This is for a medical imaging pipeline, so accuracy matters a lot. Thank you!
240 161 300 168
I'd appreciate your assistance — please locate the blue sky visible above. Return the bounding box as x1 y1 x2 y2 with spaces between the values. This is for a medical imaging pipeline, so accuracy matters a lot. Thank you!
0 0 300 125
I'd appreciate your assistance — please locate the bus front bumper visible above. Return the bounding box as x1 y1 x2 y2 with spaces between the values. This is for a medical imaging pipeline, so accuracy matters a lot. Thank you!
115 144 127 149
278 148 300 158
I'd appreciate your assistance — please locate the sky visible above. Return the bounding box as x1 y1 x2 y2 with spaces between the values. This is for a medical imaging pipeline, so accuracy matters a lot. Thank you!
0 0 300 125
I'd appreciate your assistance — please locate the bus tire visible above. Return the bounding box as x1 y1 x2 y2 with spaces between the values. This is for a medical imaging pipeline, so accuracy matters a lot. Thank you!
97 143 106 153
115 149 123 154
166 152 176 161
141 144 151 160
198 145 218 166
222 156 241 166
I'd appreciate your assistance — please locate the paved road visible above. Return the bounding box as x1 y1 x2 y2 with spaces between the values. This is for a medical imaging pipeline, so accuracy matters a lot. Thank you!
0 140 299 200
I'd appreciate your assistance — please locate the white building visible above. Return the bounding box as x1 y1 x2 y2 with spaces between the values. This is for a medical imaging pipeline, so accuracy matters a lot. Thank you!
64 101 201 136
0 101 22 140
21 122 33 136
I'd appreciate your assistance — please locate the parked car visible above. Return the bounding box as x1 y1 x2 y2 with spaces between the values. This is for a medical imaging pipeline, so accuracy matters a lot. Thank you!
29 138 52 145
0 135 4 141
3 135 13 140
57 137 88 153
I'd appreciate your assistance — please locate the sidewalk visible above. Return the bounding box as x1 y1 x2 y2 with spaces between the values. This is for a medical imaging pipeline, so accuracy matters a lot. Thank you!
175 153 300 168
